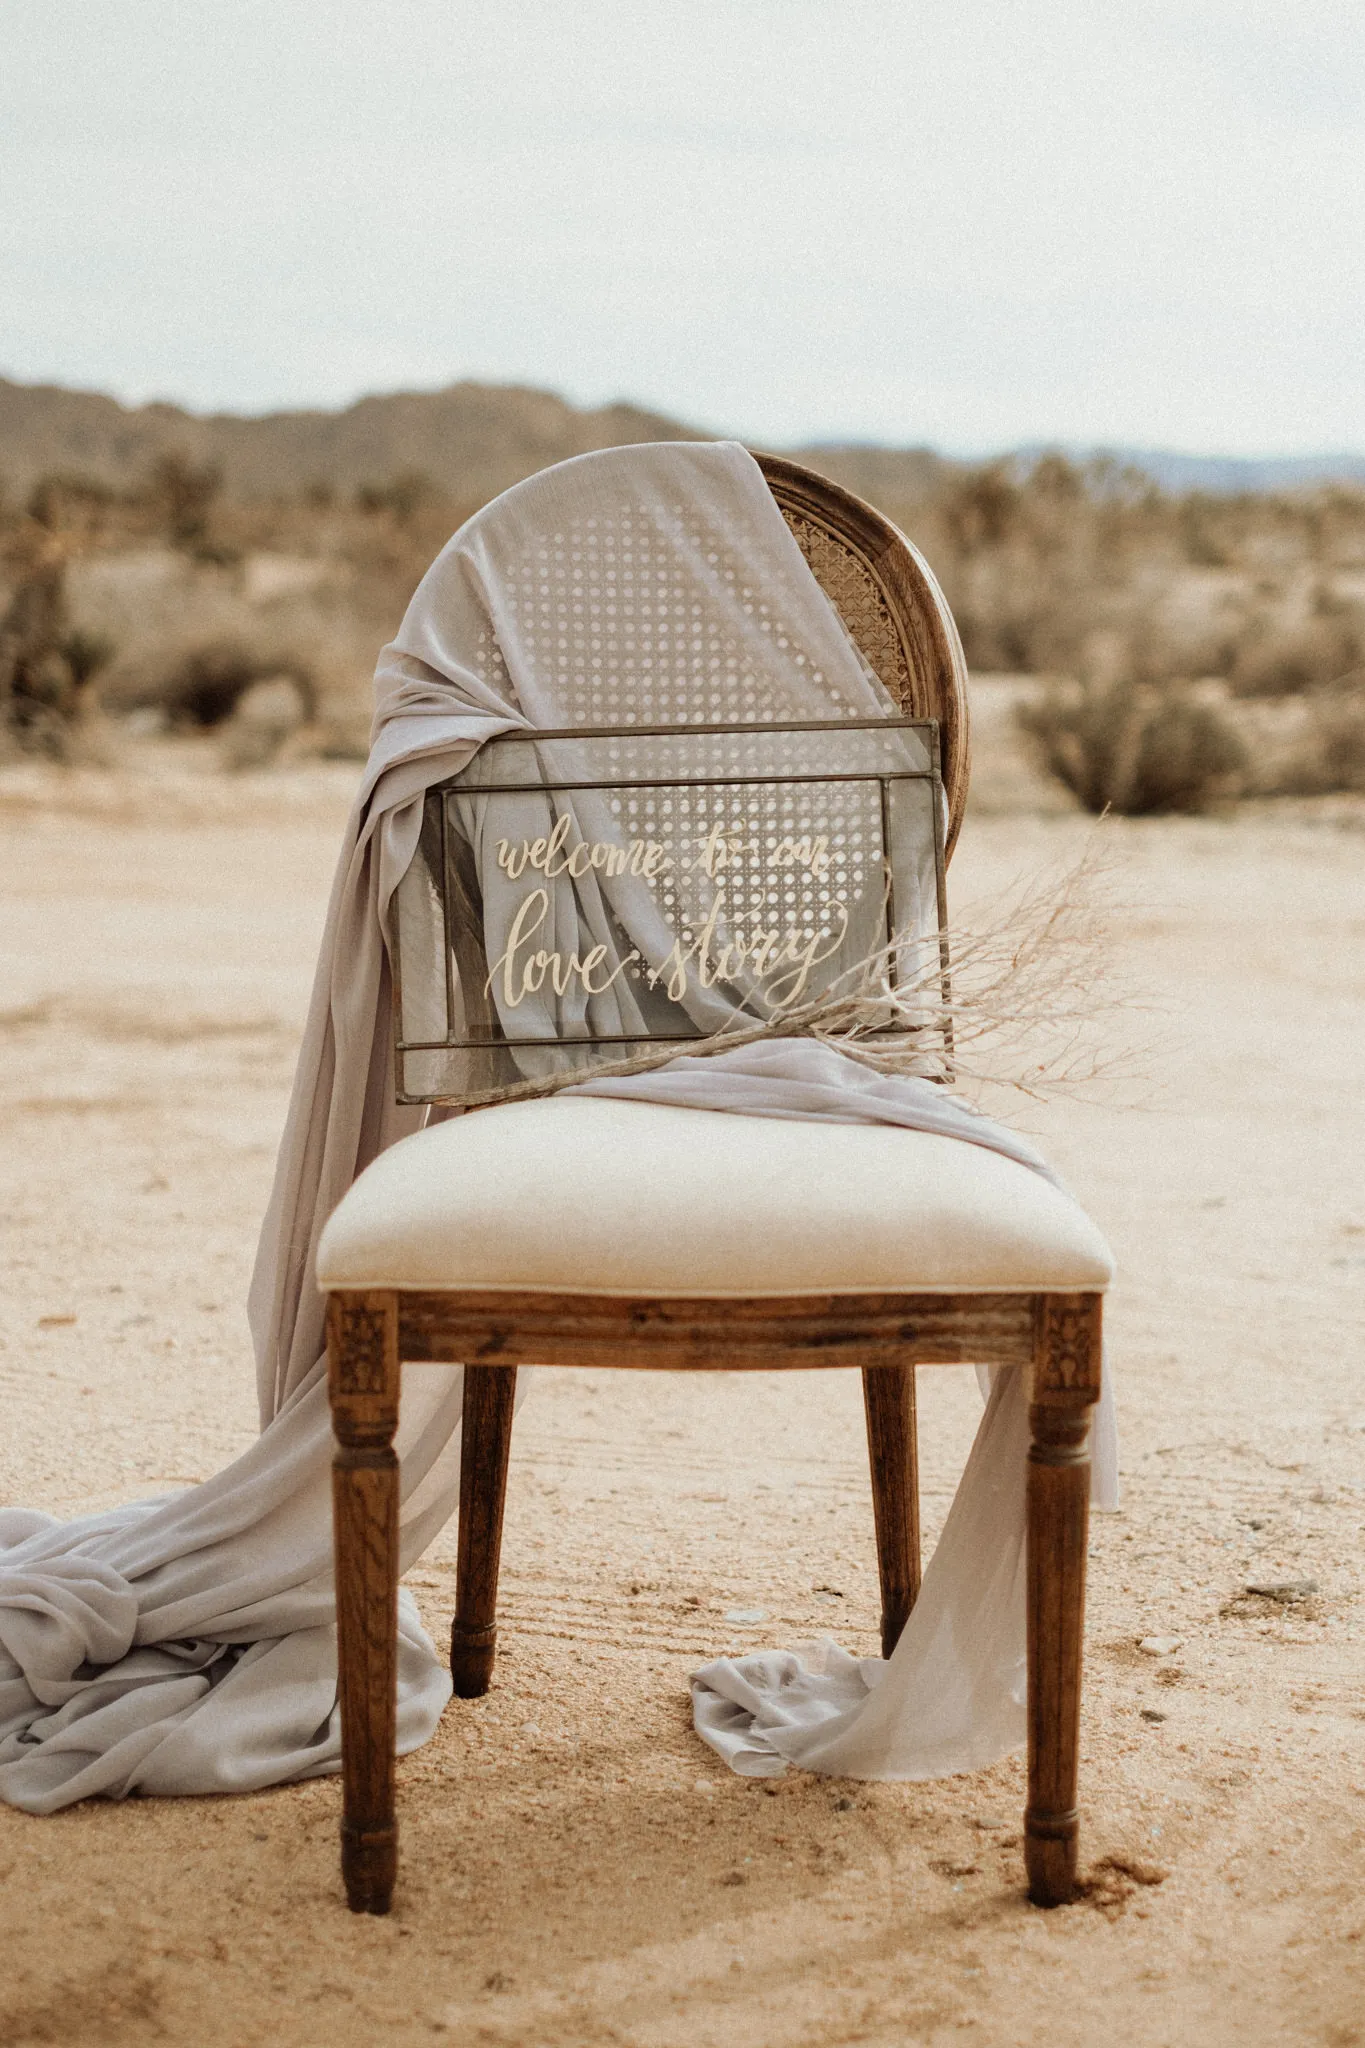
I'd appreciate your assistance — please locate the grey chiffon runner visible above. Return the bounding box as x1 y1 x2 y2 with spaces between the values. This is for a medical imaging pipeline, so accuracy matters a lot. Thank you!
0 443 1115 1814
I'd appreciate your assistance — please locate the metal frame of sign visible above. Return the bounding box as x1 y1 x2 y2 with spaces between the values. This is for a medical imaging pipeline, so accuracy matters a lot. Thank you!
391 717 951 1105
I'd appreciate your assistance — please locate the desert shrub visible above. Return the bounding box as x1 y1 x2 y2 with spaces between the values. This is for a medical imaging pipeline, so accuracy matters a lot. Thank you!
26 472 116 535
62 627 115 689
938 461 1021 554
1230 608 1361 698
1177 494 1232 568
0 557 114 758
899 455 1365 694
355 470 435 524
1264 687 1365 795
1019 678 1248 815
144 451 223 553
1316 690 1365 790
155 641 315 729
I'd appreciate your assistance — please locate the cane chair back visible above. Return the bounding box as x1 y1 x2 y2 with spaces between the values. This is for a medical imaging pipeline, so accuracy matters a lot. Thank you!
755 453 971 857
390 453 968 1110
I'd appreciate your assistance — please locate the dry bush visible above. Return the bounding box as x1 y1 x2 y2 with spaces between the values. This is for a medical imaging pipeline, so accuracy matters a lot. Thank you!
142 451 228 557
923 454 1135 675
0 550 114 759
1311 688 1365 790
8 415 1365 787
1260 684 1365 795
1230 596 1363 699
887 456 1365 704
354 469 437 523
1018 678 1247 815
154 640 316 729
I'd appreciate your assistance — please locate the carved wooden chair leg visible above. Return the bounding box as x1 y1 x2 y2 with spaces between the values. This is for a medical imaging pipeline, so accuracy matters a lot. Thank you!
328 1290 401 1916
862 1363 922 1659
451 1363 518 1697
1025 1293 1101 1908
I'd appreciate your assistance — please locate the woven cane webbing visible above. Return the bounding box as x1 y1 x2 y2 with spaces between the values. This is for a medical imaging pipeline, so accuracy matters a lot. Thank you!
779 506 916 714
756 454 970 855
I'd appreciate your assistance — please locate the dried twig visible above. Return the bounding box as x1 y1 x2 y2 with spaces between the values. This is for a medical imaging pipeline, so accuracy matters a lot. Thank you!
454 831 1134 1107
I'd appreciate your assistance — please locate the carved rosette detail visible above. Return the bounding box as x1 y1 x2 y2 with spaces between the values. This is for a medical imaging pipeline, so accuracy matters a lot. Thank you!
332 1299 393 1396
1034 1295 1102 1400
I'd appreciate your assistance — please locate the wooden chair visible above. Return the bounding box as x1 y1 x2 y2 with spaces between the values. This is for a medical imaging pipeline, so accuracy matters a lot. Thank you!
320 454 1109 1916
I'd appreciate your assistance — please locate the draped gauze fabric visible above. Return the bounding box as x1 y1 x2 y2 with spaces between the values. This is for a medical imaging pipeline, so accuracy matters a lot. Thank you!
579 1041 1117 1777
0 443 1115 1815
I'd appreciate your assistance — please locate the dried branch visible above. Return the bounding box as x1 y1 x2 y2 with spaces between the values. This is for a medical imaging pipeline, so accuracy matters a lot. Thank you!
453 830 1134 1108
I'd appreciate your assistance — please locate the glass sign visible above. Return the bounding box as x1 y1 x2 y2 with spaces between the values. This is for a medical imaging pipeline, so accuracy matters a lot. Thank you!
392 719 947 1106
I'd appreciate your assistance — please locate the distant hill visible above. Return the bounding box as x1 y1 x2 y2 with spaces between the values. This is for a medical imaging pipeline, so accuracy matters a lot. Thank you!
1 373 1361 506
1010 442 1365 495
0 377 703 506
785 441 952 507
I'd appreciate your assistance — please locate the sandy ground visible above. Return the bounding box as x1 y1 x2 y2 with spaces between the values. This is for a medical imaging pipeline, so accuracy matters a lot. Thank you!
1 734 1363 2048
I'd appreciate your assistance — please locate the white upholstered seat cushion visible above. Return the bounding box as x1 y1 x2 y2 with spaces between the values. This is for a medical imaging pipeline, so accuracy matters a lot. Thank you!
317 1096 1113 1296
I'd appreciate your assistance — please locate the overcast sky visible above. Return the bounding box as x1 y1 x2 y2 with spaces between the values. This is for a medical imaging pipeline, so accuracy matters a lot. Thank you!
2 1 1361 454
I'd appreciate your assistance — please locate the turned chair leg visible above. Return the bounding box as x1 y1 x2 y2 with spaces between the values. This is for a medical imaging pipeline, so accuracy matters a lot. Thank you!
1025 1293 1102 1908
862 1364 922 1659
328 1290 401 1916
451 1363 518 1697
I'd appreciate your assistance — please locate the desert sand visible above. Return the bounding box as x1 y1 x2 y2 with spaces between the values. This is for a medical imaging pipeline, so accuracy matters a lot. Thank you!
1 734 1362 2048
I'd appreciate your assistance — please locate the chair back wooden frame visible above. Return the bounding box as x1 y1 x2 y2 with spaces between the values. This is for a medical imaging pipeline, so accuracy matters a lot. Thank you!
326 456 1101 1917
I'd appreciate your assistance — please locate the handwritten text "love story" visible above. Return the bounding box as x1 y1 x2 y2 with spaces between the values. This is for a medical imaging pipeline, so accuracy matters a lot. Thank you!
486 818 847 1013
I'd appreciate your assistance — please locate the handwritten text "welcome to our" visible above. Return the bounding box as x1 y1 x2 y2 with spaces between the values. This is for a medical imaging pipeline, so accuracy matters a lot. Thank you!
487 818 846 1015
493 815 832 885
